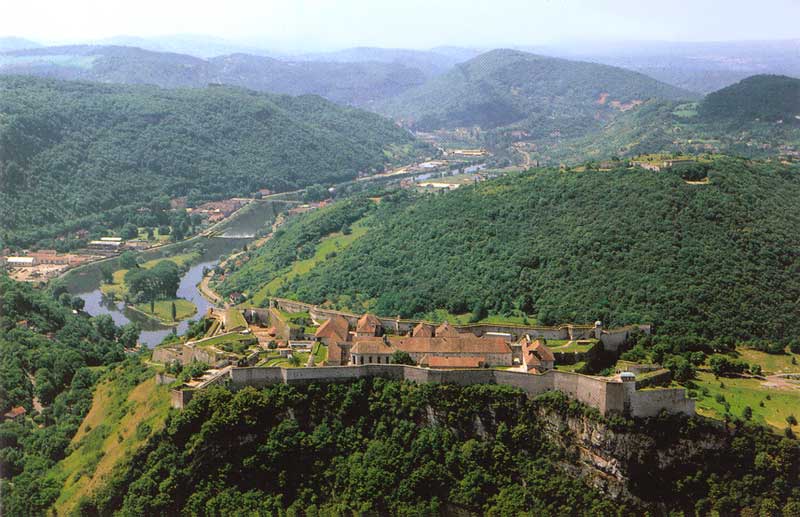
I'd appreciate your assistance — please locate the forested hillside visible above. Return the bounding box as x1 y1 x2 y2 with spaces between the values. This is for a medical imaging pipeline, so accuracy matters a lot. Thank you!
0 275 149 513
0 76 428 247
0 45 429 106
226 158 800 340
375 49 696 135
535 97 800 164
699 74 800 124
65 380 799 515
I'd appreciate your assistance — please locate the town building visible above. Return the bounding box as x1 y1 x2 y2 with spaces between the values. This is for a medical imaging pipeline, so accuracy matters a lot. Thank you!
323 314 513 367
4 257 36 267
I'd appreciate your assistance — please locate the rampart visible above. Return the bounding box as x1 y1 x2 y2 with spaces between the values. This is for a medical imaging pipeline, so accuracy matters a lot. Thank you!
269 297 650 346
174 364 694 418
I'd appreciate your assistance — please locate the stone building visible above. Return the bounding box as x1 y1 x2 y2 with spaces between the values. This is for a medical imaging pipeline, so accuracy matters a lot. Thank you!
348 335 512 367
521 337 555 372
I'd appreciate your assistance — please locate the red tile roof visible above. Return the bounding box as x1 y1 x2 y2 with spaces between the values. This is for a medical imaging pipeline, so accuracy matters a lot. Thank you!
522 339 554 370
434 322 461 338
356 313 383 335
350 337 391 355
327 342 343 365
534 340 555 362
315 315 350 342
412 322 435 338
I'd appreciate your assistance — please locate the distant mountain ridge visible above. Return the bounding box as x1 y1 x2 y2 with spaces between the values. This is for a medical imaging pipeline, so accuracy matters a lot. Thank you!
374 49 697 136
0 37 40 51
296 46 480 76
0 45 429 107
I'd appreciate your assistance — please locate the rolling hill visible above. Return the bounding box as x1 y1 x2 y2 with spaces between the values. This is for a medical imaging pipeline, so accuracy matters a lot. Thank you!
0 45 428 106
221 157 800 340
374 49 697 135
297 46 479 77
0 76 428 247
698 74 800 124
526 75 800 165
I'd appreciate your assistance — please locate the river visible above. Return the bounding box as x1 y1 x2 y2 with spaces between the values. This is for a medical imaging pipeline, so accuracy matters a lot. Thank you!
64 201 281 348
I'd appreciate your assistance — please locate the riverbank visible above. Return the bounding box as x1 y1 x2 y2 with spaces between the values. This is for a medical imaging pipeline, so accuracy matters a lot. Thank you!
68 201 284 347
129 299 198 325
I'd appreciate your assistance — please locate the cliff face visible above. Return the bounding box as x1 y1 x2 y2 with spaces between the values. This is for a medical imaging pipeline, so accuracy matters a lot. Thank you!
536 408 728 503
422 399 728 505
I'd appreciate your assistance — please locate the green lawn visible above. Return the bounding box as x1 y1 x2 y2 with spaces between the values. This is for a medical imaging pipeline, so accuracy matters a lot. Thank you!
133 299 196 323
555 361 586 373
691 371 800 433
312 342 328 364
225 308 248 330
548 340 598 354
249 220 369 306
195 332 257 349
736 349 800 375
264 354 306 368
275 310 312 330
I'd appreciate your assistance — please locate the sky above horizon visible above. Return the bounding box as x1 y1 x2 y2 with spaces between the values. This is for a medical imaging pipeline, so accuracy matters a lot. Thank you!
2 0 798 52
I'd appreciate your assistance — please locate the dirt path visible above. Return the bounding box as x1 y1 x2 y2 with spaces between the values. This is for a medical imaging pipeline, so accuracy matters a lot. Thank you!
26 371 44 413
761 374 800 391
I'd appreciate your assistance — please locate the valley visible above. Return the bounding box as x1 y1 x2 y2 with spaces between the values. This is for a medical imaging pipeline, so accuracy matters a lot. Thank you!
2 14 800 516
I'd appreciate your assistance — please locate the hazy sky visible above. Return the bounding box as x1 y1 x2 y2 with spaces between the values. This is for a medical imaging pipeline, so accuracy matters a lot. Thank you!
3 0 798 51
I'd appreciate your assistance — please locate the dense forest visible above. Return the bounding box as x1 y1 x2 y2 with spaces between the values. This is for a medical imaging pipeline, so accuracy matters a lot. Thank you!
699 74 800 124
0 76 429 248
216 197 377 298
225 157 800 340
0 275 146 512
64 379 800 515
0 45 431 107
375 49 695 134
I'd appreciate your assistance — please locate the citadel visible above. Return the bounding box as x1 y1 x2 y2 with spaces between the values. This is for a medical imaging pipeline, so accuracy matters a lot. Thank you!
156 298 696 418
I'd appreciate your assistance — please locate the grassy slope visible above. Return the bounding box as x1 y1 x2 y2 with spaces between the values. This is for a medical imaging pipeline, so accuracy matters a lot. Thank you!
46 371 172 514
692 371 800 432
737 349 800 375
248 219 369 307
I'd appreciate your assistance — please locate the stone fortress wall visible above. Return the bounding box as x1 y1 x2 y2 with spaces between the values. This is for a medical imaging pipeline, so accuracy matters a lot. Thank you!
264 298 651 346
173 364 695 418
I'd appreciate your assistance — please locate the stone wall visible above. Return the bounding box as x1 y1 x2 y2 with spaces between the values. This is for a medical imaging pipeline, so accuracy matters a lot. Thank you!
267 307 291 340
171 388 195 409
629 388 695 417
152 346 182 365
271 297 642 343
223 365 692 418
600 325 652 351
